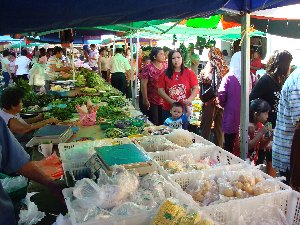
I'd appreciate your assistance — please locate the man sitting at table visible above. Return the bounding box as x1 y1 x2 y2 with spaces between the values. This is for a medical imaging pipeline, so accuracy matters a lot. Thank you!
0 87 58 144
0 116 64 225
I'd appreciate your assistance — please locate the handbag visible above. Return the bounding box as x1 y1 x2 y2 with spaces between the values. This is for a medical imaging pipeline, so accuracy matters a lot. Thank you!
200 66 217 103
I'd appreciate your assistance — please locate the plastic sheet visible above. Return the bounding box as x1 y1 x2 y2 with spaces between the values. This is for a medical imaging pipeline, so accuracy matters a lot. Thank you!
0 176 27 193
18 193 45 225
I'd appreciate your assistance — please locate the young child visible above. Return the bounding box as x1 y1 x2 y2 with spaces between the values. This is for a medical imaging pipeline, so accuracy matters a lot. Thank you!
164 102 191 129
233 98 273 165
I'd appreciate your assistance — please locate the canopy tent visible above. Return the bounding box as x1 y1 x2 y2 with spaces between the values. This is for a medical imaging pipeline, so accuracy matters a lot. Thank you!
0 0 298 160
1 0 298 34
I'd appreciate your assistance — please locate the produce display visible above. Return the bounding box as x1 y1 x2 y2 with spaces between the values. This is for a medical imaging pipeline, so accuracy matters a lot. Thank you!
45 106 73 121
152 198 214 225
183 168 280 206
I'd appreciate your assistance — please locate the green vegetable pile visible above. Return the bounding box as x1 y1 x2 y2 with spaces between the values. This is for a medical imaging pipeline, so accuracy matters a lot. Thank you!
47 107 73 121
106 96 127 107
75 73 86 87
105 128 124 138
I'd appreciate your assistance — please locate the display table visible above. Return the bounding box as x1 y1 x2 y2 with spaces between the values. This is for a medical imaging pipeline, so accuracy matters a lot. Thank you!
27 124 107 224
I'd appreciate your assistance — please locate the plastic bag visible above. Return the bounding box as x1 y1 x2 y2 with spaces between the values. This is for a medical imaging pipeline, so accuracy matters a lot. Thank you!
111 202 148 216
185 178 219 206
53 214 72 225
33 153 63 180
237 205 289 225
18 193 45 225
139 136 182 152
0 176 27 193
165 129 195 147
253 179 280 196
129 189 159 209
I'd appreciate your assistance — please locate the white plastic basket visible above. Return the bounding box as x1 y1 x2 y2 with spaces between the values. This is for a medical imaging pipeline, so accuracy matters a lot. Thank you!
170 164 291 203
59 138 132 172
202 189 300 225
192 133 215 146
148 145 245 175
62 177 199 225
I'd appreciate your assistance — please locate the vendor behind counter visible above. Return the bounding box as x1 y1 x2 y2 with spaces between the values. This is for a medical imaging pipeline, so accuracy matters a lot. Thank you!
0 87 58 145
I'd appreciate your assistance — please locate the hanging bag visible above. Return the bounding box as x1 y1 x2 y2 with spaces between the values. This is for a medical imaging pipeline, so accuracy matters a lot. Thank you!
200 66 217 103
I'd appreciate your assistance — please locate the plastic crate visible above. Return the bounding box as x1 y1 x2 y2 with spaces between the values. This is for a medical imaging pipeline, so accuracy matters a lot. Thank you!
170 164 291 203
147 145 245 175
59 138 132 172
171 164 290 191
202 190 300 225
192 133 215 146
62 177 199 225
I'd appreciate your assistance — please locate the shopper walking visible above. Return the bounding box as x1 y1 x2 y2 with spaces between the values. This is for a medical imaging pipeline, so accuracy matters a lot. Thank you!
15 49 31 81
1 50 11 87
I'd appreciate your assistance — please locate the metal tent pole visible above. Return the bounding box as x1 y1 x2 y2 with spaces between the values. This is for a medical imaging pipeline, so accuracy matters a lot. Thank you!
240 12 251 160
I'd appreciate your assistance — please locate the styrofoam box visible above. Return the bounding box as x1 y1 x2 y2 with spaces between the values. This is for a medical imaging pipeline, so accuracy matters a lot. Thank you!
62 177 199 225
202 190 300 225
58 138 132 172
147 145 245 174
170 164 291 203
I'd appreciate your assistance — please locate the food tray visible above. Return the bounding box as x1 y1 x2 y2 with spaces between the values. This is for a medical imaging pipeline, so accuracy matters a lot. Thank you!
62 177 199 225
170 164 291 204
202 190 300 225
59 138 132 172
148 145 245 175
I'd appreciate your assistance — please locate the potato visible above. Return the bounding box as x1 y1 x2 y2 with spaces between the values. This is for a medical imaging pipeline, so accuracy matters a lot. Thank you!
193 192 205 202
222 188 234 197
233 181 243 190
255 176 264 184
242 183 254 195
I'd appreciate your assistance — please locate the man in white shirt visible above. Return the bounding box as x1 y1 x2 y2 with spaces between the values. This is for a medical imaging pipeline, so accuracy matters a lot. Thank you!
109 47 131 95
15 49 31 81
88 44 99 71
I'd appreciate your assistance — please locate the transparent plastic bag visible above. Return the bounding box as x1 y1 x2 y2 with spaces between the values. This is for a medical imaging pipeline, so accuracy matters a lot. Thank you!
237 205 289 225
185 178 219 206
129 189 159 209
111 202 148 216
1 176 27 193
253 179 280 196
139 136 182 152
140 173 165 190
165 129 195 147
18 193 45 225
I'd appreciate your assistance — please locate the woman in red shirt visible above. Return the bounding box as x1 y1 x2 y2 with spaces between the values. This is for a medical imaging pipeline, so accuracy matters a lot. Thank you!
157 50 199 127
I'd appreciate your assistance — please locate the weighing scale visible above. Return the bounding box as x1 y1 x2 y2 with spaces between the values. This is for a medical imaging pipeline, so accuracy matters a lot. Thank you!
26 125 73 147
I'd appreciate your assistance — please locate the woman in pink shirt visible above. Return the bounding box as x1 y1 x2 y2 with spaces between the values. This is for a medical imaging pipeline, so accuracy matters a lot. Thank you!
140 47 165 125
